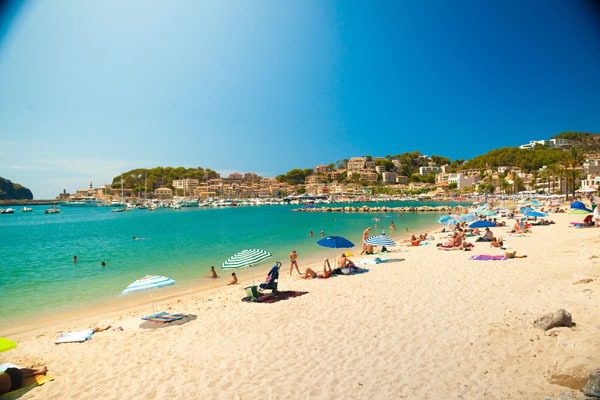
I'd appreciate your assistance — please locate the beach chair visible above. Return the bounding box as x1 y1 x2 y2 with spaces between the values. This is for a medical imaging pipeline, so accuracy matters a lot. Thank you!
259 264 280 293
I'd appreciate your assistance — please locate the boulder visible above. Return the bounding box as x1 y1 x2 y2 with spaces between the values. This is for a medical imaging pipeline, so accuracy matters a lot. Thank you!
583 369 600 398
534 309 573 330
548 356 594 390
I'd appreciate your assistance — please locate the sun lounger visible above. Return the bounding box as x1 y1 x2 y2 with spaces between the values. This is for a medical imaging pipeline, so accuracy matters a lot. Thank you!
54 328 94 344
141 312 185 323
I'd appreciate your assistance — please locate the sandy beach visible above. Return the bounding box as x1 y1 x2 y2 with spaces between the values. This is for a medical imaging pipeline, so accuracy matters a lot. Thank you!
3 211 600 399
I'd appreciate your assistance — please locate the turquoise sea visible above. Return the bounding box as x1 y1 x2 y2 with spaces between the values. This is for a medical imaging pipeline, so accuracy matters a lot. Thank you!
0 202 463 326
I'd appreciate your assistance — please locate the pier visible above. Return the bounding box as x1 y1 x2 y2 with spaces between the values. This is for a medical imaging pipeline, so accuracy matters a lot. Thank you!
293 205 466 213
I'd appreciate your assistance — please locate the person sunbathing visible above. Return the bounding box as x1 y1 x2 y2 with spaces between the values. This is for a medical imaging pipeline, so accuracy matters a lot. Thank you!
0 366 48 395
300 259 333 279
490 237 505 249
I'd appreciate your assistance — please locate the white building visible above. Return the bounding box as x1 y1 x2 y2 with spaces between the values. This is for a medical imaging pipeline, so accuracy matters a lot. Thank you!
448 173 479 190
418 166 441 175
381 171 397 183
519 138 571 150
172 179 199 195
579 175 600 193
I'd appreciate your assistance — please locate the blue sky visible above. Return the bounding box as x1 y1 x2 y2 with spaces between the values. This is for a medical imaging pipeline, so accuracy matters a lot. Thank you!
1 0 600 198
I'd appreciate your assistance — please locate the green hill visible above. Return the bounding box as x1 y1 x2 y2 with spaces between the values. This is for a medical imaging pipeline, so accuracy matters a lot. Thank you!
0 177 33 200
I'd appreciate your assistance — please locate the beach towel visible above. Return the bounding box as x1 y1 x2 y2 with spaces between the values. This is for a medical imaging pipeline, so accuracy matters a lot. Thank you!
141 312 185 323
470 255 507 261
54 328 94 344
0 372 54 400
358 257 387 265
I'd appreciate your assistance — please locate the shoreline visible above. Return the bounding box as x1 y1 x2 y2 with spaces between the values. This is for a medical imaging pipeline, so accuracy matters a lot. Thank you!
1 217 440 337
4 211 599 399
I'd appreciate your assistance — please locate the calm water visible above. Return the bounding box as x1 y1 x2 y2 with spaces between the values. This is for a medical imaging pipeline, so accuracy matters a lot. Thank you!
0 201 463 325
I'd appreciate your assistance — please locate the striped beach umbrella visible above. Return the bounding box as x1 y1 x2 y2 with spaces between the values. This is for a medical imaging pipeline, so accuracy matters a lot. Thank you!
121 275 176 295
222 249 272 269
365 234 396 247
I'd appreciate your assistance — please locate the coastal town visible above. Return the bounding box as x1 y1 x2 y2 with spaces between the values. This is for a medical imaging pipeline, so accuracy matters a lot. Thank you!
54 133 600 207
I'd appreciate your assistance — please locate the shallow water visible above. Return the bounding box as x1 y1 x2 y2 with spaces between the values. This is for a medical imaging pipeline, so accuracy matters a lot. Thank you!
0 201 464 325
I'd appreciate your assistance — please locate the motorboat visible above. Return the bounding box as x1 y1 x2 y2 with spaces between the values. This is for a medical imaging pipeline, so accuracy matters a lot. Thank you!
1 208 15 214
22 207 33 212
45 206 61 214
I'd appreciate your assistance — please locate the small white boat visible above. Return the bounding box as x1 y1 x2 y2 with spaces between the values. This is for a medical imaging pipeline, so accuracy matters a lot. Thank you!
45 206 61 214
22 207 33 212
3 208 15 214
112 207 127 213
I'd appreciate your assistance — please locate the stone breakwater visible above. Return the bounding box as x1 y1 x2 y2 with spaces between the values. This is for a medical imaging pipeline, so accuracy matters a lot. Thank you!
293 205 465 213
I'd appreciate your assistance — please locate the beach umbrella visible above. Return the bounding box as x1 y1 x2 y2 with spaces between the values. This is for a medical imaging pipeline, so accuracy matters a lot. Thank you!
525 211 546 218
221 249 272 269
221 249 272 288
0 337 16 352
438 215 458 225
121 275 176 295
479 210 497 217
571 201 592 212
316 236 355 249
365 234 396 247
458 213 477 223
317 236 355 267
469 220 497 228
569 209 590 215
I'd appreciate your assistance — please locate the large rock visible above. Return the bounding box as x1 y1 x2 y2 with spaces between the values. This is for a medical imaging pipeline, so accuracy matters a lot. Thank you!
548 356 594 390
535 309 573 330
583 369 600 398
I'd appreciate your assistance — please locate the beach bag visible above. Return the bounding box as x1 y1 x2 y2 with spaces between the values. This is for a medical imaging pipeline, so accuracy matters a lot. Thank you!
505 251 516 259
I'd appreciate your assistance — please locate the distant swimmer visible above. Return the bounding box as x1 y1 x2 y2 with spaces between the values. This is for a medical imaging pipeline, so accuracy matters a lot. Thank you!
390 221 396 231
210 266 218 279
309 230 314 237
227 272 238 285
101 261 106 267
132 236 137 240
73 255 78 264
320 230 325 238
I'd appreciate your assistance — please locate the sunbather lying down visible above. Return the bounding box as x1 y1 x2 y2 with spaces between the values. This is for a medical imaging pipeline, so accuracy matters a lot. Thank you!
0 366 48 394
301 259 333 279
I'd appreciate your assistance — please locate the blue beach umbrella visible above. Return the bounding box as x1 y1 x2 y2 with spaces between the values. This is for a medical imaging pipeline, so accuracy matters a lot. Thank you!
459 213 477 223
438 215 458 225
525 211 546 218
316 236 355 249
121 275 176 295
365 234 396 247
317 236 355 266
469 220 497 228
571 201 592 212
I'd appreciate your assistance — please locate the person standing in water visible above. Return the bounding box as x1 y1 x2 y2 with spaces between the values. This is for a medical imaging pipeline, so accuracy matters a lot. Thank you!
390 221 396 232
289 250 301 276
210 266 218 279
73 255 78 264
309 230 314 237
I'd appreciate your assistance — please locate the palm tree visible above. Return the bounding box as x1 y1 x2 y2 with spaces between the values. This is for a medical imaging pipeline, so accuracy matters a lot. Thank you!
560 147 585 199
